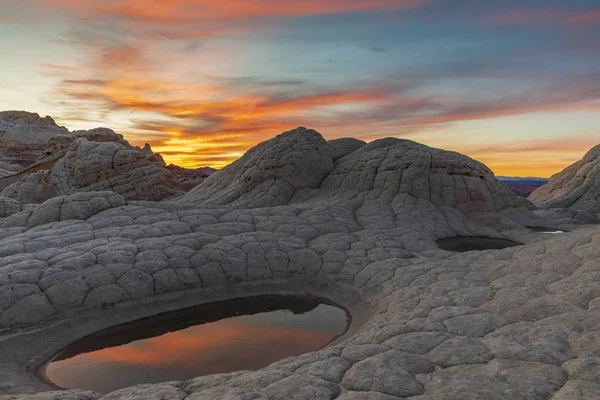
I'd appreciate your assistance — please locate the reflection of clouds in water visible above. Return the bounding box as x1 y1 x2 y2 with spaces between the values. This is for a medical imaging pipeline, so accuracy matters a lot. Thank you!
46 304 347 394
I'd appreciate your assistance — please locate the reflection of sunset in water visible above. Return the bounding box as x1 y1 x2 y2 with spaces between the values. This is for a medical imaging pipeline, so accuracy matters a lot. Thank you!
45 304 347 394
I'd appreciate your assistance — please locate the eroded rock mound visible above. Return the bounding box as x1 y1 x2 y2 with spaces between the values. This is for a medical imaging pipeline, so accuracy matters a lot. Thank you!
1 171 58 205
0 191 125 230
181 127 335 207
530 144 600 214
50 130 182 201
327 138 366 161
0 196 20 218
320 138 530 213
0 112 214 203
27 191 126 228
0 111 69 170
0 128 201 203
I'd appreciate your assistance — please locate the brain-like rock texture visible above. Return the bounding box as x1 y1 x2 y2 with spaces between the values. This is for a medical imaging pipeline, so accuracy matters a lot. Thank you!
50 130 181 201
530 143 600 214
0 127 208 203
0 126 599 400
182 131 530 219
327 138 366 161
181 127 335 207
0 197 20 218
26 191 126 228
312 138 531 216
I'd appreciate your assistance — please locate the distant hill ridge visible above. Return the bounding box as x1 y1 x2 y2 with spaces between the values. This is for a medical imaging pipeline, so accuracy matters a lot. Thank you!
497 176 549 183
497 176 549 198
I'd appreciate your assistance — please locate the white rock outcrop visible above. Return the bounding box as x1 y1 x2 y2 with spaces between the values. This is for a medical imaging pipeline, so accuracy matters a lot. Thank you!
0 127 599 400
0 111 68 146
530 144 600 214
0 196 20 218
319 138 529 213
0 111 70 170
327 137 366 161
181 127 335 207
0 128 205 203
49 129 182 201
0 162 21 179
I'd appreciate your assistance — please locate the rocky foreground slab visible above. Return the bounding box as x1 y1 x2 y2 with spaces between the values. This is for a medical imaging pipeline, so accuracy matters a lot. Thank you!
0 127 598 399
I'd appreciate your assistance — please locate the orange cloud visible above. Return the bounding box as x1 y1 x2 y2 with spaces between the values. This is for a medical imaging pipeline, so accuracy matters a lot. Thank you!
450 137 598 178
50 67 600 172
42 0 428 21
24 0 599 177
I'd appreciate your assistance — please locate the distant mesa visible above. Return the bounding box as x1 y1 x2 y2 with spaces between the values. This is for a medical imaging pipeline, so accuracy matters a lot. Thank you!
166 164 217 191
529 143 600 214
498 176 549 198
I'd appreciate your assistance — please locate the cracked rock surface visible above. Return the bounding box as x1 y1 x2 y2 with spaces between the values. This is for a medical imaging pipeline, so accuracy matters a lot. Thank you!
0 129 599 399
530 143 600 214
1 124 207 204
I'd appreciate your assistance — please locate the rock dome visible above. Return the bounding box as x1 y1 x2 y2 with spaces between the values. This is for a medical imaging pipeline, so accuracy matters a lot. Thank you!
530 143 600 214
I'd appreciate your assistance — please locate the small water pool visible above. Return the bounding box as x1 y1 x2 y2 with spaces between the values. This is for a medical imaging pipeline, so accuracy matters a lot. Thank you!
41 295 349 394
527 227 567 234
437 236 523 252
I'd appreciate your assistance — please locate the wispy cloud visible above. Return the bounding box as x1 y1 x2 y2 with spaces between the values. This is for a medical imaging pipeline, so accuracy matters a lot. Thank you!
485 8 600 27
2 0 600 176
41 0 429 20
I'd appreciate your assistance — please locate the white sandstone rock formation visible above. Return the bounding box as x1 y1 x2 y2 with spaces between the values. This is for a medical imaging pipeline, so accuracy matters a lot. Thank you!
49 130 182 201
0 112 213 203
0 111 68 145
0 128 205 203
319 138 530 214
327 137 366 161
0 171 57 205
530 143 600 214
181 127 335 207
0 162 22 179
0 126 599 400
0 111 70 170
0 196 20 218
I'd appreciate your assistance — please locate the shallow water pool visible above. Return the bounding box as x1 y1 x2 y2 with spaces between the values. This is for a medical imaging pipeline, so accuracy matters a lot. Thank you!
42 295 349 393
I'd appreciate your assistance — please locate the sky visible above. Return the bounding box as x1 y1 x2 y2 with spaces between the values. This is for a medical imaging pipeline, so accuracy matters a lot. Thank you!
1 0 599 177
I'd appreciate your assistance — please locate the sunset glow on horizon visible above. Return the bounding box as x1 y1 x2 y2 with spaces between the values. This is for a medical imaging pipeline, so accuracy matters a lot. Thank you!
2 0 599 177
